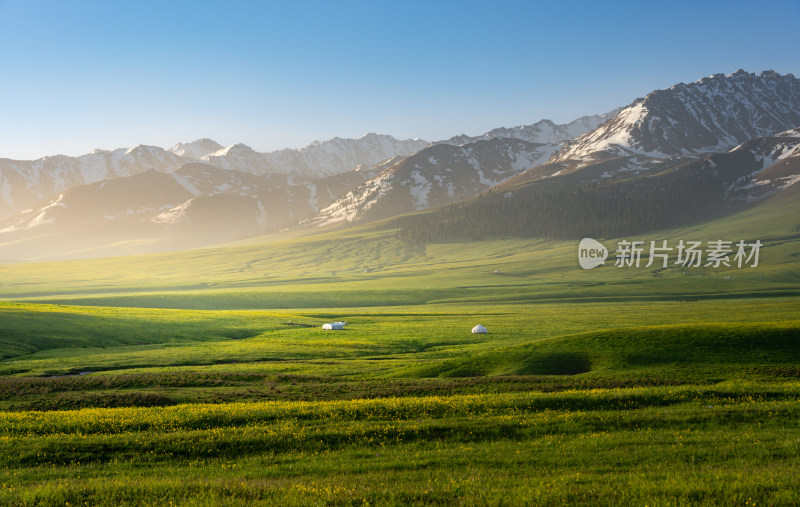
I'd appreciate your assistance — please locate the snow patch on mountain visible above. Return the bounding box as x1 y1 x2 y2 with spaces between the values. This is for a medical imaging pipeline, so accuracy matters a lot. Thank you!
308 170 395 226
153 199 194 225
306 182 318 210
3 193 67 231
409 171 432 208
171 172 203 196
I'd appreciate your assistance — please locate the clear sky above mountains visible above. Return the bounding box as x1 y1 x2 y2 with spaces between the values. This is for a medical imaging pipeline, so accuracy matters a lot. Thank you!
0 0 797 160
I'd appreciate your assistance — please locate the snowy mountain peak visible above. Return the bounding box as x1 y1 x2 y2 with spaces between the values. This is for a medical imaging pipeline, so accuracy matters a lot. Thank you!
124 144 167 157
758 69 783 79
552 70 800 162
207 143 256 158
169 138 224 160
125 145 144 155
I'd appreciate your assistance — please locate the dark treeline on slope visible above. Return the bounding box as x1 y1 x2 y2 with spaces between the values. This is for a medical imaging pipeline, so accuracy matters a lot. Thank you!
396 166 729 243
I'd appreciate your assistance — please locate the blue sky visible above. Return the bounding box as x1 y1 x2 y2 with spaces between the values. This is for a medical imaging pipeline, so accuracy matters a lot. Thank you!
0 0 797 159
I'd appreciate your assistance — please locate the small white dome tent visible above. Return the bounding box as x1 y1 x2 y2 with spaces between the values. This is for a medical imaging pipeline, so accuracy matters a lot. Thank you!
471 324 488 334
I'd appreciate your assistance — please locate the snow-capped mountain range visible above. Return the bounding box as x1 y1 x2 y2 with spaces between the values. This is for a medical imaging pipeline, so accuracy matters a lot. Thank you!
306 113 622 227
202 134 429 178
307 138 560 227
1 69 799 260
440 112 621 146
0 164 287 234
0 134 429 223
0 145 186 220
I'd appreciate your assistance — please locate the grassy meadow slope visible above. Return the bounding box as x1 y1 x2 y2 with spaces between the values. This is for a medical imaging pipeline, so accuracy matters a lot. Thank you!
0 185 799 505
0 182 798 309
4 383 800 505
0 185 797 380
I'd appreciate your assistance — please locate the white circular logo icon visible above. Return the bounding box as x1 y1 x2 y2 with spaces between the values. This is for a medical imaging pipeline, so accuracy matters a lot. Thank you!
578 238 608 269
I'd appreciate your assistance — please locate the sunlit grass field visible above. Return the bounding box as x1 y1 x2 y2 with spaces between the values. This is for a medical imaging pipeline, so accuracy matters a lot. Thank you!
1 193 799 505
3 384 800 505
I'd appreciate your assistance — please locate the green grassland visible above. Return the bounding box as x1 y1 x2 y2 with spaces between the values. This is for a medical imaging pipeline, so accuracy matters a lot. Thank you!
0 183 798 309
0 191 799 505
3 384 800 505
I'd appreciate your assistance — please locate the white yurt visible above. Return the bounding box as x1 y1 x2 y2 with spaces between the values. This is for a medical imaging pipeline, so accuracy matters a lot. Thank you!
471 324 488 334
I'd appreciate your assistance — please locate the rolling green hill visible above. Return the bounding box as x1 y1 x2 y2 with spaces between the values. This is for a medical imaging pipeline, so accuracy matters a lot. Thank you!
0 178 797 310
401 321 800 379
